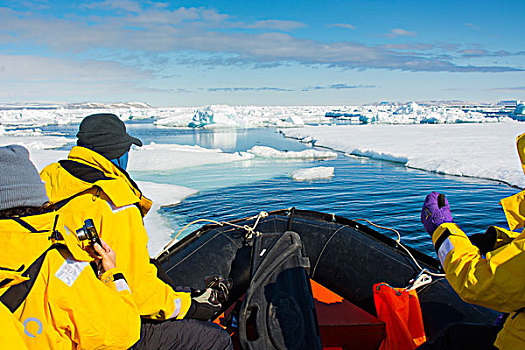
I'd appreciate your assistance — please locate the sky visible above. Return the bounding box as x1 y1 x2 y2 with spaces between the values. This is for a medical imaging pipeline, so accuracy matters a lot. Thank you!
0 0 524 106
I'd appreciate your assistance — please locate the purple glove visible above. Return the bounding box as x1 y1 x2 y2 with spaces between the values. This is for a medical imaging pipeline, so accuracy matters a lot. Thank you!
421 192 453 236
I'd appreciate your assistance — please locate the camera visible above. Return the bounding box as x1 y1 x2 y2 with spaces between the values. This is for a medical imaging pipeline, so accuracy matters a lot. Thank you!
76 219 102 248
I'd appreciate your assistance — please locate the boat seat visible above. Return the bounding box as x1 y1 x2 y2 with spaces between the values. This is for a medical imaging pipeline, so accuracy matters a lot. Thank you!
311 279 385 350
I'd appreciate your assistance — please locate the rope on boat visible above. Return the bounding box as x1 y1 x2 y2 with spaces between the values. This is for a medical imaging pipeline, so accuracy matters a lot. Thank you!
224 211 268 240
154 211 269 260
353 218 445 278
155 210 444 289
311 226 345 278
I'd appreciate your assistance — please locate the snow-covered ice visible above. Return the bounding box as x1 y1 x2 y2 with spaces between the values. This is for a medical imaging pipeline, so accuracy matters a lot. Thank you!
137 181 198 255
0 101 518 129
282 123 525 188
290 166 335 181
247 146 337 159
129 142 254 172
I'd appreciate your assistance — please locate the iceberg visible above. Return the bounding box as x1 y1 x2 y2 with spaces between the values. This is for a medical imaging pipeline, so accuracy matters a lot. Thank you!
189 105 239 128
510 104 525 121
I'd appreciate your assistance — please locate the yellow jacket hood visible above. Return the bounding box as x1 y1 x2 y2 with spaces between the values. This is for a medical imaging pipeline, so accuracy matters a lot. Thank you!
41 146 152 216
498 133 525 231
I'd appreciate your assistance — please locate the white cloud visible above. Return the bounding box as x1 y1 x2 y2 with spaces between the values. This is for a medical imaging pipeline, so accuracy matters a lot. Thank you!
231 19 307 31
465 23 481 30
0 54 155 101
0 5 520 73
0 54 150 81
86 0 143 13
387 28 416 38
328 23 355 30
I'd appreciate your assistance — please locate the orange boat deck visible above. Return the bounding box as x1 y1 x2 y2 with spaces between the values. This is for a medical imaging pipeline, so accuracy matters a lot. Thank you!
311 280 385 349
215 280 385 349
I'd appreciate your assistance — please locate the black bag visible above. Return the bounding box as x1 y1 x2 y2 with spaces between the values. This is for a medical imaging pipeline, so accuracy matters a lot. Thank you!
238 231 322 350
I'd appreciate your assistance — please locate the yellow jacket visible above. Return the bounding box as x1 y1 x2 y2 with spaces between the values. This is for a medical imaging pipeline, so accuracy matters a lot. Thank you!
430 133 525 349
40 146 191 320
0 212 140 349
0 278 27 350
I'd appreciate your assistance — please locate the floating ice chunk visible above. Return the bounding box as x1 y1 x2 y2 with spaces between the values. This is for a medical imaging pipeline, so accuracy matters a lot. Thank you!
154 108 195 127
247 146 337 159
129 142 254 171
5 128 45 137
290 167 335 181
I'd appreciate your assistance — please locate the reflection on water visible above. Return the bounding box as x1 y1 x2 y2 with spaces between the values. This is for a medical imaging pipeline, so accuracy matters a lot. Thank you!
192 130 238 150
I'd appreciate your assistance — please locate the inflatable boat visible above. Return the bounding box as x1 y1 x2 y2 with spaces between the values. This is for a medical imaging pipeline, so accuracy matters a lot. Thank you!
156 208 498 349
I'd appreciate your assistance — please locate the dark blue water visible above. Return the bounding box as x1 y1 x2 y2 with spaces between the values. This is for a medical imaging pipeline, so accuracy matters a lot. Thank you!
43 122 518 257
161 156 515 257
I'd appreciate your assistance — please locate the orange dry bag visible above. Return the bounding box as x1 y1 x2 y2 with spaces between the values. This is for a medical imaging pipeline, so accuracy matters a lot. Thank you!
373 283 426 350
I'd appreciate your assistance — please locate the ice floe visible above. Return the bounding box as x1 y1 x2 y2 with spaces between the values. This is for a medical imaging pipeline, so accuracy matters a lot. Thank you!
246 146 337 159
137 181 198 255
282 123 525 188
129 142 254 171
290 166 335 181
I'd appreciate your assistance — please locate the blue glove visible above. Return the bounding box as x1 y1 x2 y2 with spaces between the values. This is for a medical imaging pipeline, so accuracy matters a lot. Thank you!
421 192 453 236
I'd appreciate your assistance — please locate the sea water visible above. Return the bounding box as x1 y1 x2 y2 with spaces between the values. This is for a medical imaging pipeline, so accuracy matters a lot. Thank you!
43 121 518 257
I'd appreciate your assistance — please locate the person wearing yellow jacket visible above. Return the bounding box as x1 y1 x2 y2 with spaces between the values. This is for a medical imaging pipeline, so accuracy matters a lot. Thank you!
40 113 233 349
418 133 525 350
0 281 27 349
0 144 141 349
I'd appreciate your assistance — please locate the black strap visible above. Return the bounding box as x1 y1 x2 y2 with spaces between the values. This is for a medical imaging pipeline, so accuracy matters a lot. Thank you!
0 243 65 312
59 160 113 183
49 188 96 212
57 158 146 214
0 265 25 289
12 218 47 233
59 158 140 194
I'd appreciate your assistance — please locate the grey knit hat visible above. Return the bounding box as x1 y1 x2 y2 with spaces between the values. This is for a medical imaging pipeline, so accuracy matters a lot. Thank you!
0 145 49 210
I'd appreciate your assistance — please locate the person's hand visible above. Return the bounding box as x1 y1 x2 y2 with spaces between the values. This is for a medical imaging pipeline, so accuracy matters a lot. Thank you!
187 275 233 321
421 192 453 236
469 226 497 255
88 239 116 276
203 275 233 304
188 288 222 321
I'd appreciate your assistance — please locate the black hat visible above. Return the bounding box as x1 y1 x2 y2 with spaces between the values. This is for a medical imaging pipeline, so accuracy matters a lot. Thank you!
76 113 142 160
